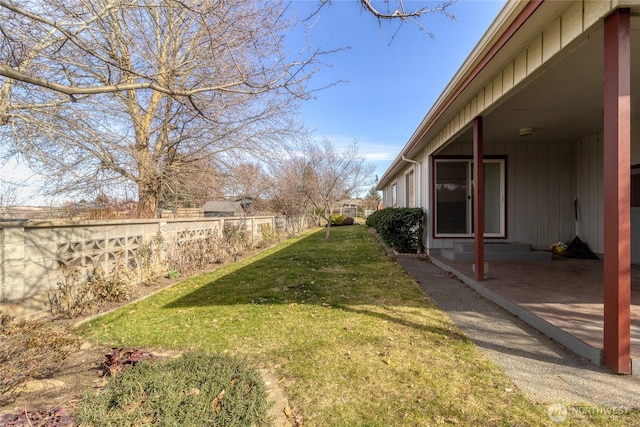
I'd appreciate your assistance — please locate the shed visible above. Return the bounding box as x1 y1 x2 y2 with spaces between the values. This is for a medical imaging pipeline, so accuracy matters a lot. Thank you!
202 201 244 217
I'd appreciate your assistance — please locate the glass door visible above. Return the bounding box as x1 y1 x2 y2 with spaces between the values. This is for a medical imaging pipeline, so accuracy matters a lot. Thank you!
435 158 505 237
435 161 469 234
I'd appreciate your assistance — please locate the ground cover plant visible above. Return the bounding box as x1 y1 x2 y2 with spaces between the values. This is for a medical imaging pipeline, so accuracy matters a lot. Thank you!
75 351 268 426
79 225 639 426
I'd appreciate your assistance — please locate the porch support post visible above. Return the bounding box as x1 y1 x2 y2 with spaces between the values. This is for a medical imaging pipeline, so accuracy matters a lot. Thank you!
473 116 484 281
603 8 631 374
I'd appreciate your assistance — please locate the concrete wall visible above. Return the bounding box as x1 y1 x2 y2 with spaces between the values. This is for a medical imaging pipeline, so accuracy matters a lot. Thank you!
0 215 307 318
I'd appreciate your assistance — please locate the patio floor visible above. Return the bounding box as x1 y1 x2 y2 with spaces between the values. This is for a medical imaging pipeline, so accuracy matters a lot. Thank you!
430 254 640 372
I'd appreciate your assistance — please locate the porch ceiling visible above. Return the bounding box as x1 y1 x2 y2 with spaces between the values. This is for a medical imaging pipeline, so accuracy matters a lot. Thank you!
453 15 640 147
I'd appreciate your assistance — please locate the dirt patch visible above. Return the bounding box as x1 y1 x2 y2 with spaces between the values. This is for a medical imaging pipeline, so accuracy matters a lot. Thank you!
0 276 182 418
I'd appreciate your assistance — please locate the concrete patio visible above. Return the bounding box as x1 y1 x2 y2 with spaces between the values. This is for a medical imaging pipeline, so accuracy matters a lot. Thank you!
429 254 640 374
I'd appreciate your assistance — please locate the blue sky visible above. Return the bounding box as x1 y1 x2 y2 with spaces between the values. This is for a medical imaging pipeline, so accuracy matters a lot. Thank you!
288 0 507 183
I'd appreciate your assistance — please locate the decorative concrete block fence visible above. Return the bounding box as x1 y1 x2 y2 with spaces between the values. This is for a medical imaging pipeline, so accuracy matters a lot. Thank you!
0 215 308 318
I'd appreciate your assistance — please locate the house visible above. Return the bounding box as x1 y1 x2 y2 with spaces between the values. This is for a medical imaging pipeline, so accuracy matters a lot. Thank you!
202 200 244 217
376 0 639 374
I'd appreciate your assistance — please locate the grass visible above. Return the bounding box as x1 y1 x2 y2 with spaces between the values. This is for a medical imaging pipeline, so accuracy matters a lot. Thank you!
79 225 640 426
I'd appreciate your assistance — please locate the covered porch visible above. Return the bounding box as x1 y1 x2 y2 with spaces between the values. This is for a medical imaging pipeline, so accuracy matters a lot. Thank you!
376 2 640 374
430 255 640 372
425 6 640 374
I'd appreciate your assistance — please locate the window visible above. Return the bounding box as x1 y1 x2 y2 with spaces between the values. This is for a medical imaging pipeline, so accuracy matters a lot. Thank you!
434 158 505 237
391 182 397 207
405 170 415 207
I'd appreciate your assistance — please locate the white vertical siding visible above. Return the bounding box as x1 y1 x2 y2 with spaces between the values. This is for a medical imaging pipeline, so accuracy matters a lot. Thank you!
575 134 604 254
562 1 585 44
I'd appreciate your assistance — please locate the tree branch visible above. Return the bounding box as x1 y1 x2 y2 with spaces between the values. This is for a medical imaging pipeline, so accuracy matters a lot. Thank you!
359 0 456 20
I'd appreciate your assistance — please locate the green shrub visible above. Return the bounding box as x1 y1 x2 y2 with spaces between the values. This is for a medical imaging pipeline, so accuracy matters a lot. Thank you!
366 207 424 253
330 214 345 226
75 351 268 427
365 209 383 229
0 316 82 403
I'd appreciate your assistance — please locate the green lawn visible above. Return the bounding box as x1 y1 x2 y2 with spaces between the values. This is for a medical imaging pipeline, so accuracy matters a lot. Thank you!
80 225 638 426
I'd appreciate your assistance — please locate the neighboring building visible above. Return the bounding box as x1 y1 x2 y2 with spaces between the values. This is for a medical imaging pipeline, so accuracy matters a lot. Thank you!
202 200 245 217
377 1 639 373
337 199 363 217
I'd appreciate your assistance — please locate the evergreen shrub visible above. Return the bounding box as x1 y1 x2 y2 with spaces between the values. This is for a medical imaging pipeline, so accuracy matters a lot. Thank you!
366 207 424 253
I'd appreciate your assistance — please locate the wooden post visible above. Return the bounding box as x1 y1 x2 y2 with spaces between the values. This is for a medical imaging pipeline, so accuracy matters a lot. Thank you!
473 116 485 281
603 8 631 374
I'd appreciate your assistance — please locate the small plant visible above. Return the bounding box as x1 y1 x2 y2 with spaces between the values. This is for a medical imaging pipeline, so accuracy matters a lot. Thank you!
166 232 226 275
330 214 345 226
0 315 82 403
259 223 282 245
75 351 269 426
167 269 180 279
49 250 138 319
223 222 250 260
92 253 138 303
135 231 165 285
48 265 97 318
342 216 355 225
101 348 156 377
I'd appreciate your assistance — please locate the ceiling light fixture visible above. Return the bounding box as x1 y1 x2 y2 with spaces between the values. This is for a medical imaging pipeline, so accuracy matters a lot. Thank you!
519 127 533 137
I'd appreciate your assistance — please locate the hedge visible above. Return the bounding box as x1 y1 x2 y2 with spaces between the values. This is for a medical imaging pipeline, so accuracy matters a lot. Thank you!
366 207 424 253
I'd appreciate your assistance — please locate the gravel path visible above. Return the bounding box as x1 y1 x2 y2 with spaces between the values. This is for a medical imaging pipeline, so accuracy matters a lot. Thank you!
396 255 640 412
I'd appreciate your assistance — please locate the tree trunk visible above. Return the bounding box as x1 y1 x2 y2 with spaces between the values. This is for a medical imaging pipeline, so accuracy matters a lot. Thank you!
137 184 159 218
324 206 331 239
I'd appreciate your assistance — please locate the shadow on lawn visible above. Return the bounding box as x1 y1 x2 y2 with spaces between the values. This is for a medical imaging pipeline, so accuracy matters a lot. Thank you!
163 226 468 341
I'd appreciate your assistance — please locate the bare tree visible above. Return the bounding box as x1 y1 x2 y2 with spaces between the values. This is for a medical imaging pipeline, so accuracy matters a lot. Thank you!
261 155 310 217
0 0 453 217
311 0 456 38
0 179 19 214
298 138 374 238
220 162 273 201
358 0 454 21
158 158 225 211
0 0 326 217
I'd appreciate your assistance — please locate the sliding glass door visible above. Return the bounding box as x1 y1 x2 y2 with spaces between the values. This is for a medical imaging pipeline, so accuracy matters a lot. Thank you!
435 158 505 237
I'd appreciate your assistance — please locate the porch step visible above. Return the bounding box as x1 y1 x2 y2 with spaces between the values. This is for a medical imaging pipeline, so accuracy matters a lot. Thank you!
441 242 552 262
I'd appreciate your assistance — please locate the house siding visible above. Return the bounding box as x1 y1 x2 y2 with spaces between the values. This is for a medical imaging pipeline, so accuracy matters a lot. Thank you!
573 116 640 257
575 134 605 255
